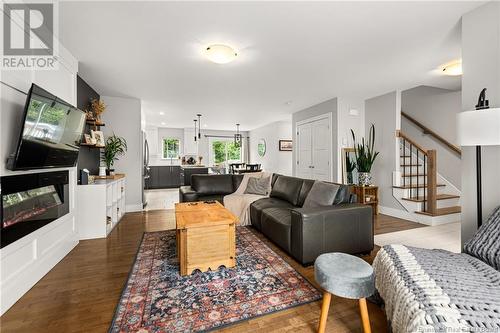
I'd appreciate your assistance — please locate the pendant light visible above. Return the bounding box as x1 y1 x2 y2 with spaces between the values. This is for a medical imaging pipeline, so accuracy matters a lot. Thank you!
197 114 202 139
234 123 242 147
193 119 198 142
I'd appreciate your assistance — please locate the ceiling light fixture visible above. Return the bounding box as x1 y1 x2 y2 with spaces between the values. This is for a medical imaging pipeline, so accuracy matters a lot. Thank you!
205 44 238 64
159 111 165 115
234 124 242 147
441 60 462 76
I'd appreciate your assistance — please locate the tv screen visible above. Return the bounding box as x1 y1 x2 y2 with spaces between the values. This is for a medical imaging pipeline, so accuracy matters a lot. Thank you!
9 84 86 170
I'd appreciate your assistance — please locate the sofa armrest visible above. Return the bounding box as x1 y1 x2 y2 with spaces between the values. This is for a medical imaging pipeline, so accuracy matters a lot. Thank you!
290 204 373 265
179 186 198 202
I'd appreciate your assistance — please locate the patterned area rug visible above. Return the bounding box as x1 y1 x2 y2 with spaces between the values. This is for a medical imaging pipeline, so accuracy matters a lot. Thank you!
110 227 321 332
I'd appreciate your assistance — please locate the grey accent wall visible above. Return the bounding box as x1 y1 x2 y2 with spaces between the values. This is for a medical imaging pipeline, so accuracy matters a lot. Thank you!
249 120 293 175
292 98 338 179
365 91 403 210
101 96 143 211
402 86 462 189
461 1 500 245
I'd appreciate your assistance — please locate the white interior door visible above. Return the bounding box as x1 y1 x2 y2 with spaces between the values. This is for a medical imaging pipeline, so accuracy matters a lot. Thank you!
311 117 331 181
296 122 313 179
295 115 332 181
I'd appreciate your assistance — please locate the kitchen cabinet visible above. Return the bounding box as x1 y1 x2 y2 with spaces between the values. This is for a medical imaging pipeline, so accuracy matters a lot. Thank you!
147 166 181 189
184 128 198 155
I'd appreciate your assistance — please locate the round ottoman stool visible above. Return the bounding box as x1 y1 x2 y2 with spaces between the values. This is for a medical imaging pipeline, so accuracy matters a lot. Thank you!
314 252 375 333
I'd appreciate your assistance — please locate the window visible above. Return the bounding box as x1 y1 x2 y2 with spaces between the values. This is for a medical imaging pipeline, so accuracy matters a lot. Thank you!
210 139 241 166
163 138 180 159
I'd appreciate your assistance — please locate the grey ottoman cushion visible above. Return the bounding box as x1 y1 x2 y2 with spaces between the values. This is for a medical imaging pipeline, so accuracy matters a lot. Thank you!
314 252 375 299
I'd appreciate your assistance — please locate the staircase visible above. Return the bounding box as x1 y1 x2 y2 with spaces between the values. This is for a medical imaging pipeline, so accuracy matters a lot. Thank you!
392 130 461 226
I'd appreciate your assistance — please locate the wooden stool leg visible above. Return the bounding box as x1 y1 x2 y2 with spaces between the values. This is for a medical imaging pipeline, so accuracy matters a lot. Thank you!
359 298 371 333
318 292 331 333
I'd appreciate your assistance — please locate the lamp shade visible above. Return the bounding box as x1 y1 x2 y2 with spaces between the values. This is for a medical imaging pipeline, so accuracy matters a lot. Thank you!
457 108 500 146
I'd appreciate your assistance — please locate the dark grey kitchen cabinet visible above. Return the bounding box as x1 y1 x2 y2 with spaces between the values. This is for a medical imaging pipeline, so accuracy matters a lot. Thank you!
147 166 181 189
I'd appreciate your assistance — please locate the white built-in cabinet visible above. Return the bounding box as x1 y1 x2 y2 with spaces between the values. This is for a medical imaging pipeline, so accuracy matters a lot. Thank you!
184 128 198 155
145 128 159 156
296 114 332 181
76 177 126 240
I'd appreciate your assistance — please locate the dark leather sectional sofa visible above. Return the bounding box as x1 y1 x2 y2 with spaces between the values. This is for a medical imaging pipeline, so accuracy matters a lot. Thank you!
179 173 373 265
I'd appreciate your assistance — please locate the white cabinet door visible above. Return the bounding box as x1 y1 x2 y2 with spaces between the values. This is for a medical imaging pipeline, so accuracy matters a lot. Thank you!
184 128 198 155
296 123 313 179
311 117 331 181
146 128 158 156
295 115 332 181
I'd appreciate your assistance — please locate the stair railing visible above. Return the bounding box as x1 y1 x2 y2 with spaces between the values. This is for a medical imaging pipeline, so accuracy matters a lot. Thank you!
396 130 437 214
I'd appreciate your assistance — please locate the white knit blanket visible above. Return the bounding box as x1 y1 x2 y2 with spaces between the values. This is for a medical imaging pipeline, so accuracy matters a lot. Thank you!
223 172 272 226
373 244 500 333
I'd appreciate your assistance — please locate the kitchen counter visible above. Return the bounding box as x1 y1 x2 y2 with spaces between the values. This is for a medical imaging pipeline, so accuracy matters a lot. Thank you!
180 165 207 168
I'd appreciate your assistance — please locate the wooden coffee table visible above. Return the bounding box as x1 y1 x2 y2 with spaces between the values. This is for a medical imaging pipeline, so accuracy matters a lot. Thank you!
175 201 238 276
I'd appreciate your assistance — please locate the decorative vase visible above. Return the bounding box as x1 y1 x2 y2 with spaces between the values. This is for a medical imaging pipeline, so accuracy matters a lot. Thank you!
358 172 372 186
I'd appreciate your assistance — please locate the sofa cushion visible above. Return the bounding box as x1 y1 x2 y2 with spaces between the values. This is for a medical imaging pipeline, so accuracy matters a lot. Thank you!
250 197 294 230
464 205 500 270
232 174 244 192
261 208 293 253
270 175 303 206
333 185 351 204
298 179 315 207
244 176 271 196
303 181 340 208
191 174 233 195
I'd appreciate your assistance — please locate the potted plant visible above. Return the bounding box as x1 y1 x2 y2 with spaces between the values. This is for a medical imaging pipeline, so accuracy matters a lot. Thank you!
351 124 379 186
101 134 127 175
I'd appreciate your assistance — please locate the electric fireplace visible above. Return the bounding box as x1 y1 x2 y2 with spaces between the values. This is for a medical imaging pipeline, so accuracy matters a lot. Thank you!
1 171 69 248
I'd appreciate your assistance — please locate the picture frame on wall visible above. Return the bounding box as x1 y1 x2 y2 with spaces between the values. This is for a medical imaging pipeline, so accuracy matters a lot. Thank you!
91 130 105 147
279 140 292 151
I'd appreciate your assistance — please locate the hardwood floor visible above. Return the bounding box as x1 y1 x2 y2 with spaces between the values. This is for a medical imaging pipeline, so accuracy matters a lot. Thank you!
0 212 421 333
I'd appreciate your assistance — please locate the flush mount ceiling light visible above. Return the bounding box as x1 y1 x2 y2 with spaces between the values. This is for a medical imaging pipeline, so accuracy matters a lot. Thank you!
441 60 462 76
205 44 238 64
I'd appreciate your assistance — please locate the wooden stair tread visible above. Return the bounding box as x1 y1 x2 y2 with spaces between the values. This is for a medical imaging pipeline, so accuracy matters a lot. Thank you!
415 206 461 216
400 164 422 167
393 184 445 189
402 194 460 202
401 173 426 177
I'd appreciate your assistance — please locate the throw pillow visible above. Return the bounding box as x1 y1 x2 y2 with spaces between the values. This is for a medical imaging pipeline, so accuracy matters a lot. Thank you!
302 181 340 208
464 205 500 271
244 176 271 196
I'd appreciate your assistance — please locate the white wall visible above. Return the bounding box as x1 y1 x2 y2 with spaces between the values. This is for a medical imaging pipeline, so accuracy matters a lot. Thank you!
101 96 143 212
249 120 293 175
402 86 462 188
0 45 79 314
292 98 338 180
337 97 365 181
461 1 500 245
365 91 403 210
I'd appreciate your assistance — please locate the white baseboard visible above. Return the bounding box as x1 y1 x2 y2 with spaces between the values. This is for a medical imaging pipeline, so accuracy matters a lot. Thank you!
126 204 143 213
379 206 421 224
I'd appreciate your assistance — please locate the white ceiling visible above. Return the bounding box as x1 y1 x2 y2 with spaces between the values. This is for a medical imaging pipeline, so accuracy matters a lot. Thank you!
59 1 481 131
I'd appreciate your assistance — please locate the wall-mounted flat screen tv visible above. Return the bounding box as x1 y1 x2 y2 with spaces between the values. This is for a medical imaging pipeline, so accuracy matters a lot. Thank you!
8 84 86 170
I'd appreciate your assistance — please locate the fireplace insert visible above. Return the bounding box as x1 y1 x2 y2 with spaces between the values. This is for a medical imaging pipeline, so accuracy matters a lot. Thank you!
1 171 69 248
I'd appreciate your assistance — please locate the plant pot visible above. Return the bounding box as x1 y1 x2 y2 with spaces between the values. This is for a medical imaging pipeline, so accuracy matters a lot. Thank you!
358 172 372 186
106 168 115 176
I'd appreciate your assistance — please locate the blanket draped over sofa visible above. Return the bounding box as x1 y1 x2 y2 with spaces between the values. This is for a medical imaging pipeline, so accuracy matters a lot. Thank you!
373 244 500 332
223 172 272 226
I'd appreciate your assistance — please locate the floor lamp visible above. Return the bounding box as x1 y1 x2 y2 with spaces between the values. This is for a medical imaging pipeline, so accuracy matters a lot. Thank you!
457 107 500 228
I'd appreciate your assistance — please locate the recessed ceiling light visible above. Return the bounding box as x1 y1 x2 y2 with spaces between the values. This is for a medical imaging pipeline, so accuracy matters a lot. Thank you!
441 60 462 76
161 122 166 125
285 101 292 106
205 44 238 64
159 111 165 115
203 124 208 128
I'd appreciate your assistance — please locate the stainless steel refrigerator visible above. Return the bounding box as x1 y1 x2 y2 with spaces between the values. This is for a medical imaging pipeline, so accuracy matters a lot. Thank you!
142 131 150 208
